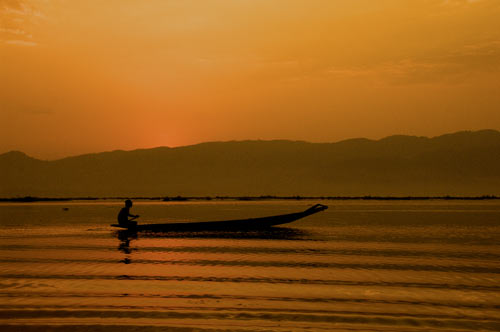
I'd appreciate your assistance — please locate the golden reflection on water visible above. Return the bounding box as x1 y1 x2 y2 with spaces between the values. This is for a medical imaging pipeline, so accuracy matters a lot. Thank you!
0 200 499 331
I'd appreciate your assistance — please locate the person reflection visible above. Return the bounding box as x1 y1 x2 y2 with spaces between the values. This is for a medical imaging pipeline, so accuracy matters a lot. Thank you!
117 230 137 264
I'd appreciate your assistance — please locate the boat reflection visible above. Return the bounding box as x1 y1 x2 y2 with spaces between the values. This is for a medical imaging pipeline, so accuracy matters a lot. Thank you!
115 227 308 264
116 226 307 240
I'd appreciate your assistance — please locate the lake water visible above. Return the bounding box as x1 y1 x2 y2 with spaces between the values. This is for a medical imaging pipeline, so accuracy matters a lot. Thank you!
0 200 499 331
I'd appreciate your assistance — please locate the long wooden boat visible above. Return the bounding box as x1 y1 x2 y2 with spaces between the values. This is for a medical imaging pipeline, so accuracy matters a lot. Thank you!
111 204 327 232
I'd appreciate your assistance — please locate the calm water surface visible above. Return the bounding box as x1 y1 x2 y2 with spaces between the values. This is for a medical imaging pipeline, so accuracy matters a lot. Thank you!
0 200 499 331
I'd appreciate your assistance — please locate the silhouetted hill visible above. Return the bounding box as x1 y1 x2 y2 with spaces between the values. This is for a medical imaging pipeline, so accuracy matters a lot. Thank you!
1 130 500 197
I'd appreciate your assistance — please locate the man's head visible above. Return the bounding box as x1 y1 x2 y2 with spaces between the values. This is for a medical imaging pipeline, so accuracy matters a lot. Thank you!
125 199 133 207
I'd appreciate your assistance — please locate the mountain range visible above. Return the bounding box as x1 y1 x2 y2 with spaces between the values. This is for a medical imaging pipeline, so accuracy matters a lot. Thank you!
1 130 500 197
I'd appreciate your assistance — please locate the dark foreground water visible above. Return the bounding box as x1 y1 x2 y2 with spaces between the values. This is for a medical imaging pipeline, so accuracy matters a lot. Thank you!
0 200 499 331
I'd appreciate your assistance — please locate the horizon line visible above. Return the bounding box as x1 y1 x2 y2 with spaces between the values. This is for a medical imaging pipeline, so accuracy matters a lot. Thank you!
1 195 499 203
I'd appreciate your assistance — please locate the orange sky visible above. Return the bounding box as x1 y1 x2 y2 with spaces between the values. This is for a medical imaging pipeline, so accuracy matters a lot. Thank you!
1 0 500 159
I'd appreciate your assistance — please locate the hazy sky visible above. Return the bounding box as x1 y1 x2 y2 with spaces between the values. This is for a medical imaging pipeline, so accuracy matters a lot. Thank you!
1 0 499 159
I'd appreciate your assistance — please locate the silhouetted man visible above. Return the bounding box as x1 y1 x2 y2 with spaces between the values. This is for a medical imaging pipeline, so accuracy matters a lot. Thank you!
118 199 139 227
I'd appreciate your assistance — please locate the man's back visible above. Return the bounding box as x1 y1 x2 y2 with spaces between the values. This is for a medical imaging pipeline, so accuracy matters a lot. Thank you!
117 207 129 224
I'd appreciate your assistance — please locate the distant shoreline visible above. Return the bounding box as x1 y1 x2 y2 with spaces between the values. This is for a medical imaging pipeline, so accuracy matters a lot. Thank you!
0 195 499 203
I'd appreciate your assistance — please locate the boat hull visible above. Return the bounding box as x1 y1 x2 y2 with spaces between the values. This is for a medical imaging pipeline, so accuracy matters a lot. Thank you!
111 204 327 232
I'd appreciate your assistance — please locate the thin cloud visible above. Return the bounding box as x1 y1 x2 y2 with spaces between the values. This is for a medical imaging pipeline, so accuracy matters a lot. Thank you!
4 38 36 46
0 0 28 15
0 0 44 46
0 27 27 35
0 0 23 10
323 39 500 85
